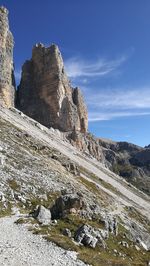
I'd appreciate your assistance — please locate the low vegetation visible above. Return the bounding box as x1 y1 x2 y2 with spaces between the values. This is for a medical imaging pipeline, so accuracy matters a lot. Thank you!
0 202 12 218
14 213 150 266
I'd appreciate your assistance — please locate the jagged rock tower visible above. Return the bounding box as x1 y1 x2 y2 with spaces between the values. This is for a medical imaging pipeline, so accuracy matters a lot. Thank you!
0 7 15 107
16 43 88 132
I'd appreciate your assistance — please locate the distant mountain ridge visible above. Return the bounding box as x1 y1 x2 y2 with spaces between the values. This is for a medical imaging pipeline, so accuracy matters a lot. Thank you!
145 144 150 149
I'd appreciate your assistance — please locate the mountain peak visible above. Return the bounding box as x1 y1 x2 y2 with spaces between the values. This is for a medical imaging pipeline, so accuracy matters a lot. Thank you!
16 43 88 133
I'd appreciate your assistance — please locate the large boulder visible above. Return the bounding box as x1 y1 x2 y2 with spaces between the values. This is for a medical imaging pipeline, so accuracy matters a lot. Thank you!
51 192 84 219
32 205 51 225
74 224 107 249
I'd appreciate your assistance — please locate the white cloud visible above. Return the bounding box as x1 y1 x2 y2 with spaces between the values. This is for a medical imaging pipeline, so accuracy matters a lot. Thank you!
65 55 127 78
89 111 150 122
86 87 150 110
81 86 150 121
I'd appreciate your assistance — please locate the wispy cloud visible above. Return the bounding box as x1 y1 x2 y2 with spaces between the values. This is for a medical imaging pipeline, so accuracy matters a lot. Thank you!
82 86 150 121
86 87 150 110
65 55 127 78
89 111 150 122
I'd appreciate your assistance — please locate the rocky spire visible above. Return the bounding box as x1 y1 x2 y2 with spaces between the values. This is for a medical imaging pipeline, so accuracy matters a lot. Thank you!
16 43 88 132
0 6 15 107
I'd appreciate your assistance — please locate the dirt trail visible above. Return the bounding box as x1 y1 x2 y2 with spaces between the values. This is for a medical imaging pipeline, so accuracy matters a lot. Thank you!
0 215 87 266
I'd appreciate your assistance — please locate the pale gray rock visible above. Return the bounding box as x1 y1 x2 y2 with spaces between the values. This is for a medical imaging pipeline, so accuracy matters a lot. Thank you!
0 154 5 166
135 245 140 251
82 233 98 248
63 228 72 238
74 224 97 248
104 216 118 236
126 220 150 251
119 241 129 248
16 194 26 204
74 224 106 249
98 229 109 239
32 205 51 225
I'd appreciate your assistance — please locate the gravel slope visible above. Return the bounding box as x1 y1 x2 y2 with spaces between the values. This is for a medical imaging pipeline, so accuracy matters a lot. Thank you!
0 215 87 266
0 107 150 220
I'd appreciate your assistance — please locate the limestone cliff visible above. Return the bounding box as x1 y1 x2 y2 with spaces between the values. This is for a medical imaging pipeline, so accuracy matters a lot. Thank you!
16 43 88 132
0 7 15 107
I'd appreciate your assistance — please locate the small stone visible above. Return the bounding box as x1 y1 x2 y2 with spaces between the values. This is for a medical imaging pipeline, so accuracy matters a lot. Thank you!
63 228 72 238
135 245 140 251
0 146 3 152
51 219 57 225
0 155 5 166
120 241 129 248
69 208 77 214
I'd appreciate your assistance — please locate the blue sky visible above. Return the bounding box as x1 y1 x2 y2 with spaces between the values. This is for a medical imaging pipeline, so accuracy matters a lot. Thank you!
1 0 150 147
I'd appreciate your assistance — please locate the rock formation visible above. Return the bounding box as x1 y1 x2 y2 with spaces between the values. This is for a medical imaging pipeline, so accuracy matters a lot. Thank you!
68 131 150 196
16 43 88 133
0 7 15 107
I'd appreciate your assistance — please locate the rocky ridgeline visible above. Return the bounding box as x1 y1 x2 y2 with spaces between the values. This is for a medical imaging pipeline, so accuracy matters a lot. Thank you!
0 7 15 107
16 43 88 133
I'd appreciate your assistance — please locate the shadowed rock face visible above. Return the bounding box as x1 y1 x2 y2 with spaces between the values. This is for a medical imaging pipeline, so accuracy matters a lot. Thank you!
16 43 88 133
0 7 15 107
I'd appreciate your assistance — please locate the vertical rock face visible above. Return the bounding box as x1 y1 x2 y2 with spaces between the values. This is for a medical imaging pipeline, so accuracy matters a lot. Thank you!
0 7 15 107
16 43 88 132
